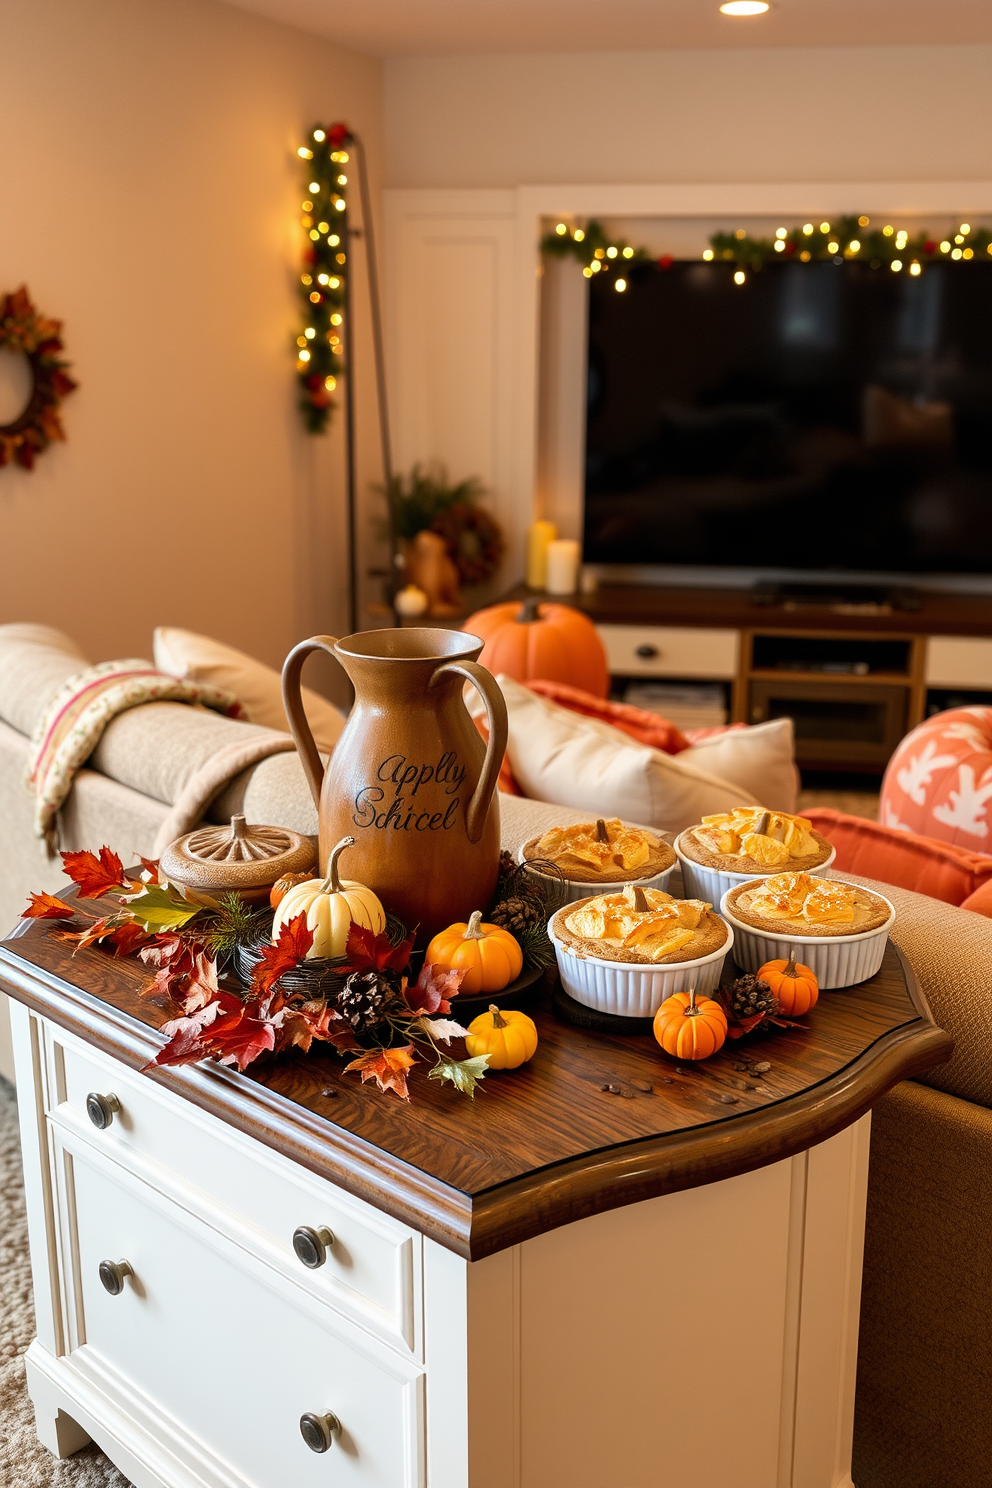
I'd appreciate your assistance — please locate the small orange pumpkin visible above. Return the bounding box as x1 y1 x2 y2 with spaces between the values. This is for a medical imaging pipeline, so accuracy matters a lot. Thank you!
464 597 609 699
757 956 819 1017
653 988 727 1061
269 870 313 910
425 911 523 995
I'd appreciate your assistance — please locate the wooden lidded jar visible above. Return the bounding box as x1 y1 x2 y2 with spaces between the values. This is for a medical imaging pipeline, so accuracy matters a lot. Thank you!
159 814 315 902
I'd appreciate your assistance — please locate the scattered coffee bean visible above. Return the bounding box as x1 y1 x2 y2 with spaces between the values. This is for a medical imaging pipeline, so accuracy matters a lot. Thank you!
753 1084 772 1095
718 1093 739 1104
620 1088 636 1099
732 1063 748 1072
675 1065 694 1075
607 1082 622 1094
658 1076 673 1084
754 1061 771 1073
321 1089 338 1099
633 1080 652 1093
746 1083 759 1092
599 1083 612 1091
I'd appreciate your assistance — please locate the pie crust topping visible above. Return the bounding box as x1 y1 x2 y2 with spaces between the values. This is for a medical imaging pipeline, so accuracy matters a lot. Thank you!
685 809 828 871
726 873 892 937
559 883 723 964
526 817 673 883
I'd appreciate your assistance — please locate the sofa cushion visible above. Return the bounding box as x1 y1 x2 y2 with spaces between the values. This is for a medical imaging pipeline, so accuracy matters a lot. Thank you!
880 707 992 850
804 807 992 908
0 623 89 737
477 675 760 831
154 626 346 756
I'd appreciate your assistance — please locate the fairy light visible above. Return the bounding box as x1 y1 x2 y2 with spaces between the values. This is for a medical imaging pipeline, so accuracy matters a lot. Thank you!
329 235 340 247
964 247 974 260
819 221 830 233
324 376 336 390
734 270 746 285
301 274 312 286
774 240 785 252
309 291 320 303
859 215 870 227
827 240 839 254
951 248 963 260
294 124 352 430
883 225 894 236
940 240 951 252
800 250 811 262
891 259 903 272
555 223 567 235
702 248 715 260
909 261 922 276
318 221 329 233
954 233 965 245
330 313 343 325
302 201 313 212
309 182 319 193
775 227 788 239
802 223 814 235
606 246 618 258
304 327 316 339
297 146 313 159
299 348 311 361
573 228 585 242
313 129 326 142
848 240 861 253
615 278 627 292
960 223 971 235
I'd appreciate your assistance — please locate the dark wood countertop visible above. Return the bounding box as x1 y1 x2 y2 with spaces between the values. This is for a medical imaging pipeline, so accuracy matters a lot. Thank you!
1 909 951 1260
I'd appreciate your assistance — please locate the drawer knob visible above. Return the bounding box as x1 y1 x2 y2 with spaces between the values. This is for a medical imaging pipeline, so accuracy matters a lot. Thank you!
98 1259 133 1296
300 1411 341 1453
293 1225 335 1269
635 644 659 659
86 1092 121 1130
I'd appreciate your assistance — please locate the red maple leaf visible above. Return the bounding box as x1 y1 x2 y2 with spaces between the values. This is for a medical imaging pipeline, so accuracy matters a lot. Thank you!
341 922 415 976
58 915 127 951
22 891 75 920
104 922 151 957
403 962 465 1016
60 847 128 898
344 1044 417 1100
212 1015 277 1071
250 914 314 996
148 1000 224 1068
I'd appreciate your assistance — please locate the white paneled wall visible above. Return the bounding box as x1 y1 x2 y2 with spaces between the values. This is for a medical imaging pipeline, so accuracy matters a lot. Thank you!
384 190 533 589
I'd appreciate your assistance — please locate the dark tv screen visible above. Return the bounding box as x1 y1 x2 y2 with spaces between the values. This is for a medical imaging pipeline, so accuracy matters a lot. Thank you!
583 259 992 576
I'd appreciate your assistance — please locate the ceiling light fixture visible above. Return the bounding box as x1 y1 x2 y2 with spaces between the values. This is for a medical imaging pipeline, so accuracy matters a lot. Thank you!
719 1 770 14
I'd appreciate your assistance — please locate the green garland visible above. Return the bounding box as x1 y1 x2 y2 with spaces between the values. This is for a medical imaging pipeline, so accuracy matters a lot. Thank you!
540 214 992 282
295 123 351 433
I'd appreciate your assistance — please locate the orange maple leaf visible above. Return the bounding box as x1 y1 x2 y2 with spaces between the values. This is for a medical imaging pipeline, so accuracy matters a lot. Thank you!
345 1044 417 1101
250 914 314 996
22 891 75 920
60 847 128 899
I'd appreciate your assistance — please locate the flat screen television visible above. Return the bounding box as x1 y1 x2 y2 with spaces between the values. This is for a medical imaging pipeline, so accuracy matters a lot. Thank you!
583 259 992 582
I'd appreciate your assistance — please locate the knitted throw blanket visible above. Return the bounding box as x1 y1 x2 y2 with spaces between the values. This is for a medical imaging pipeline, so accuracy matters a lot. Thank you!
28 660 244 855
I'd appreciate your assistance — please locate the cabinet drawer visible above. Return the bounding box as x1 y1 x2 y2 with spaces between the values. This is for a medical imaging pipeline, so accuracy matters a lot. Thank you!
598 624 739 679
56 1135 424 1488
926 636 992 688
47 1029 420 1355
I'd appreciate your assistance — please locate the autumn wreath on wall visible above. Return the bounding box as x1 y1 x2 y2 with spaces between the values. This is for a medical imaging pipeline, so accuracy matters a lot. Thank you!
0 286 77 469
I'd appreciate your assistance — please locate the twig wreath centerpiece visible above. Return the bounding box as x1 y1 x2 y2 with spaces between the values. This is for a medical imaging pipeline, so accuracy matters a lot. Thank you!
21 845 565 1101
540 216 992 285
0 286 77 469
295 122 351 432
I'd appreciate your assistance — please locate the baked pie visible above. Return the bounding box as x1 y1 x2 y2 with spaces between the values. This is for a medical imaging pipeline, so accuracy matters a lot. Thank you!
724 873 892 938
522 817 676 884
551 882 728 965
678 808 833 876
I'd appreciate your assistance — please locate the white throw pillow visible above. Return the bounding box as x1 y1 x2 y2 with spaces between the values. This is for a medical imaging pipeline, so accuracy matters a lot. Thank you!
154 627 345 757
679 719 798 813
485 676 760 832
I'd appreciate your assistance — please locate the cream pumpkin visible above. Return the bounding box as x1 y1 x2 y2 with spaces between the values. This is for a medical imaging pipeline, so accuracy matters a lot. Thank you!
270 835 385 959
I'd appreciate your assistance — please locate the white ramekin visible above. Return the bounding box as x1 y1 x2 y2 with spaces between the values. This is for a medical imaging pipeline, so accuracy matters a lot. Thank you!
674 832 836 907
548 910 735 1018
518 842 677 905
719 888 895 990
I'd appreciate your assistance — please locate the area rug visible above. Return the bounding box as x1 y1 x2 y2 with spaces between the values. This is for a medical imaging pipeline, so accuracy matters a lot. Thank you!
0 1077 132 1487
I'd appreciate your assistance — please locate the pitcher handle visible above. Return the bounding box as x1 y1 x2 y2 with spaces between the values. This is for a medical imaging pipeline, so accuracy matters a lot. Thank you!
281 635 341 810
431 660 508 844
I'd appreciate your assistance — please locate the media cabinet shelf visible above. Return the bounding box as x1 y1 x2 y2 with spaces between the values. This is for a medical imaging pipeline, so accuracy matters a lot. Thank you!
509 583 992 774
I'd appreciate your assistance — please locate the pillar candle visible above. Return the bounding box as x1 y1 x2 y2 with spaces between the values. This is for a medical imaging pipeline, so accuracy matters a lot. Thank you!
545 538 581 595
526 519 557 589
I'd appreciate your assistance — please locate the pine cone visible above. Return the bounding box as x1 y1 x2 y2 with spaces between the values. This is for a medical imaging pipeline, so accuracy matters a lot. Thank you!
498 850 517 880
727 974 779 1021
489 896 541 933
338 971 394 1033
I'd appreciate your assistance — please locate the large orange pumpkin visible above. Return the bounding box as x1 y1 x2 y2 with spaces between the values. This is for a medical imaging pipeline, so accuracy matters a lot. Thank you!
464 597 609 698
757 956 819 1017
653 988 727 1061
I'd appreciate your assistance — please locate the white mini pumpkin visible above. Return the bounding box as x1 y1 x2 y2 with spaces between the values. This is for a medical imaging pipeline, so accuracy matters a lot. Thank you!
270 835 385 959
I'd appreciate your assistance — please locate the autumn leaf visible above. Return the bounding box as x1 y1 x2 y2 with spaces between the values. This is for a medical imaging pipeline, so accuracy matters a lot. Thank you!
61 846 128 899
428 1054 490 1098
250 914 314 996
404 961 465 1016
342 922 415 976
22 892 75 920
58 914 129 951
123 882 200 935
213 1015 276 1071
418 1016 469 1044
345 1044 417 1100
104 922 151 957
182 951 219 1013
147 1000 224 1068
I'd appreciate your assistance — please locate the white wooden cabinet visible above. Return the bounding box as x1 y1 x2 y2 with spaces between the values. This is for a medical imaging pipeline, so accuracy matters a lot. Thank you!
9 1001 881 1488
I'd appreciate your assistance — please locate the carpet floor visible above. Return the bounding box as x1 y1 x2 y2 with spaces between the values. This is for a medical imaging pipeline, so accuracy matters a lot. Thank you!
0 1077 133 1487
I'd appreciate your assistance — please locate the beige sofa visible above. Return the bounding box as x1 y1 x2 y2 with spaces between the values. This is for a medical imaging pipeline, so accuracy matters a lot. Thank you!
1 626 990 1487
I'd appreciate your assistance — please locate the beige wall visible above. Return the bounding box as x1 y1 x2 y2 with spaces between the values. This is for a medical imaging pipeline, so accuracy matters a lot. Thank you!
0 0 383 683
384 43 992 188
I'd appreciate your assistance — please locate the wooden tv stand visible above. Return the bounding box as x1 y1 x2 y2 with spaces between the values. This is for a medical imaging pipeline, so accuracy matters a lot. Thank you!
529 584 992 773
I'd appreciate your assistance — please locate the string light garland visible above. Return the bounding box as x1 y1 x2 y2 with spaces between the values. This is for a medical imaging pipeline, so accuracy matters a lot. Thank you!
541 215 992 289
296 122 351 433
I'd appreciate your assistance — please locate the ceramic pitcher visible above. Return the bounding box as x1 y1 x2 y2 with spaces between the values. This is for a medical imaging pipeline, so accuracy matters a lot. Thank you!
282 628 508 941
